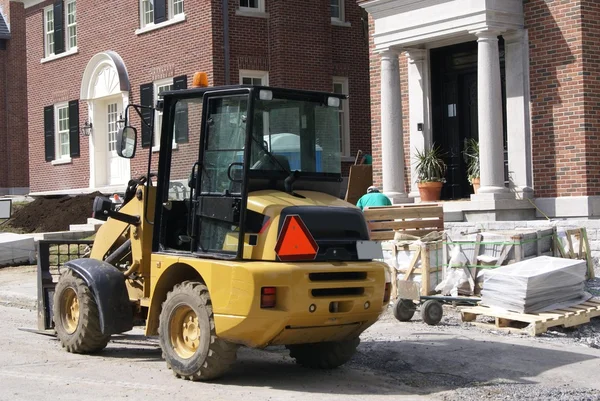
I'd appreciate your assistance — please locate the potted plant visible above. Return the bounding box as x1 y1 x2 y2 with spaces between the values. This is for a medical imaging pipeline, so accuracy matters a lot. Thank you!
462 138 480 194
414 144 447 202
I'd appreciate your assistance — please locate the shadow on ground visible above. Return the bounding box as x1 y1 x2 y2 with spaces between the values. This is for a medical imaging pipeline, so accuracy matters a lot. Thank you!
45 330 598 397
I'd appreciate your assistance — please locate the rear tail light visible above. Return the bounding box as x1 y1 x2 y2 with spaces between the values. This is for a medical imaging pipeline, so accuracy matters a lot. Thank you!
383 282 391 303
261 287 276 308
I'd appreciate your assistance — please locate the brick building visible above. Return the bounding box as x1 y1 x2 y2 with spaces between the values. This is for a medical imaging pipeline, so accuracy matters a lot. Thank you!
19 0 371 195
0 1 28 195
360 0 600 220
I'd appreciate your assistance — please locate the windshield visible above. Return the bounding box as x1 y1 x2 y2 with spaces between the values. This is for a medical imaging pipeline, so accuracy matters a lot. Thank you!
250 95 342 175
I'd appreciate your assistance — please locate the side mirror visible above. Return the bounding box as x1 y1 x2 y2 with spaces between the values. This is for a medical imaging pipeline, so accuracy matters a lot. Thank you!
116 126 137 158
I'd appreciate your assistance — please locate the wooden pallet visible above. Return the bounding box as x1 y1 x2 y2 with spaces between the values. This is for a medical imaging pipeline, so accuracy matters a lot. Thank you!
459 299 600 336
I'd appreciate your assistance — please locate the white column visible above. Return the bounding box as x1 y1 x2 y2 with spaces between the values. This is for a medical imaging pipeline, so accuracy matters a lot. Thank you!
472 30 511 199
380 49 409 203
504 29 534 199
407 49 430 198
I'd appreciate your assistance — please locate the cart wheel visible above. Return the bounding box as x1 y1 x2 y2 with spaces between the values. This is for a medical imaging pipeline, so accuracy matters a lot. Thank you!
420 300 443 326
393 299 416 322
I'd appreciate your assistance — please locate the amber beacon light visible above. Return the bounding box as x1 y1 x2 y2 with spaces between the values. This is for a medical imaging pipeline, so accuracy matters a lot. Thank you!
192 72 209 88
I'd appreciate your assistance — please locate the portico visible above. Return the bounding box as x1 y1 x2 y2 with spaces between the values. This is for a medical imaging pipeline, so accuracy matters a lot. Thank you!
360 0 535 220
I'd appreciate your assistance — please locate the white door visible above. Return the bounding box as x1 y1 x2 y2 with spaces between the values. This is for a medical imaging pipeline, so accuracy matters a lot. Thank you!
106 102 129 185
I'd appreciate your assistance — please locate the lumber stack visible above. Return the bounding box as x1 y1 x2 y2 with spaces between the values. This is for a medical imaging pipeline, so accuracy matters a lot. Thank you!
480 255 587 314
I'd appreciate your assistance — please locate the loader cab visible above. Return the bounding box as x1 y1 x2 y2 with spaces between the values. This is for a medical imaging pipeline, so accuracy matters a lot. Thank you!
118 77 347 261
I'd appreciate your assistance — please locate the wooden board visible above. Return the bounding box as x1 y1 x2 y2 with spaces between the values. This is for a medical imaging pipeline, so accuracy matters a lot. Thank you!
363 204 444 241
459 299 600 336
344 165 372 206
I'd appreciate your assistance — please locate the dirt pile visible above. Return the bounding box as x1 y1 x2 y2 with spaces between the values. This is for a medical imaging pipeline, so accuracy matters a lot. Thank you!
5 192 103 233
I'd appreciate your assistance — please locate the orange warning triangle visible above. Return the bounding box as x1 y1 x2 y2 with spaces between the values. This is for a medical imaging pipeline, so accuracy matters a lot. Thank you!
274 215 319 261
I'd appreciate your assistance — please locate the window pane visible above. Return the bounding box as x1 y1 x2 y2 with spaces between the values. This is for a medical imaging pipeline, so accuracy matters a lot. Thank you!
155 83 174 145
202 96 248 194
67 1 77 48
143 0 154 25
173 0 184 15
57 106 70 158
331 0 340 19
107 103 118 152
240 0 258 9
253 97 341 174
46 9 55 55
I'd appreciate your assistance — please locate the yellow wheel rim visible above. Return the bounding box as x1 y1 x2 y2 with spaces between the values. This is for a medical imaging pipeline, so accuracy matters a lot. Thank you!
61 287 80 334
169 305 200 359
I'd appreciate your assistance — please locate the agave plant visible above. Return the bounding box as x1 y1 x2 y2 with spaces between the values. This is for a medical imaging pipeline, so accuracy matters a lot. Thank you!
462 138 480 185
414 144 447 183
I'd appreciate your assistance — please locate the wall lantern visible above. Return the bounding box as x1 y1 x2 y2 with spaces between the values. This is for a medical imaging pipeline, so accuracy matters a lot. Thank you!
80 120 93 137
117 113 126 129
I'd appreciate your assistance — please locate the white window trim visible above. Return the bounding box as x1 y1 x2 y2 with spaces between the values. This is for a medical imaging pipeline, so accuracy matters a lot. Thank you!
152 78 178 153
333 76 351 159
43 5 54 58
236 0 268 18
53 102 72 163
239 70 269 86
135 12 186 35
41 47 78 64
65 0 77 51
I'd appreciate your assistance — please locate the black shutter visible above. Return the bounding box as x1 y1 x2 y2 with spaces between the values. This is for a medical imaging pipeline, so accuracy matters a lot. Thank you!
140 83 154 148
173 75 189 144
68 100 80 157
154 0 167 24
53 0 65 54
44 106 55 162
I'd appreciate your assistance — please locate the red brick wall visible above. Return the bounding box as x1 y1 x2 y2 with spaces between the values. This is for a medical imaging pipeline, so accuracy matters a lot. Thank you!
0 1 28 193
26 0 215 192
26 0 371 193
526 0 587 198
581 0 600 195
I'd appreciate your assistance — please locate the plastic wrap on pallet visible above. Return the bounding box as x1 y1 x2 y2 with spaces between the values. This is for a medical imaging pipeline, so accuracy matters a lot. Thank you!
480 255 588 313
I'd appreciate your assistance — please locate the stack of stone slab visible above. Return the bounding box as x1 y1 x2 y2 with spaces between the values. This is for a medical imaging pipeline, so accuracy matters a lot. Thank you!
480 256 588 314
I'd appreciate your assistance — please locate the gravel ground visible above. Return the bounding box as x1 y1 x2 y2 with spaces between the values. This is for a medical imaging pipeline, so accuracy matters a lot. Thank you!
441 382 600 401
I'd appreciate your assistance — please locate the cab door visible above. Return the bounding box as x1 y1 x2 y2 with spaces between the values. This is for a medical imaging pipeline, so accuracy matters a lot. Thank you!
192 92 251 258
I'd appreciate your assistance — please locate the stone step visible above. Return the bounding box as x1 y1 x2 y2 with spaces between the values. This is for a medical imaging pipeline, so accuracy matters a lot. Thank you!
87 217 105 225
69 223 102 232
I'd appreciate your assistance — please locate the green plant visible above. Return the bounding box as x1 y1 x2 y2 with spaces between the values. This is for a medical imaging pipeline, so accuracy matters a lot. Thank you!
462 138 480 185
414 144 447 183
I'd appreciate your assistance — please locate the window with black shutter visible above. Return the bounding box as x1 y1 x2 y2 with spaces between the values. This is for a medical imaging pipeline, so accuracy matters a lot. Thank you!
140 83 154 148
44 106 55 162
68 100 80 157
173 75 189 144
154 0 167 24
53 0 65 54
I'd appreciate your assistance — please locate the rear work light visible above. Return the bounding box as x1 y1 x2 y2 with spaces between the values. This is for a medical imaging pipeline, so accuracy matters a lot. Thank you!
383 282 391 303
261 287 276 308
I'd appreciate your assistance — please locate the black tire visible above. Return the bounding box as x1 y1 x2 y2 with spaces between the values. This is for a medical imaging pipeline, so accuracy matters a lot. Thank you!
158 281 238 381
287 337 360 369
420 299 443 326
53 269 110 353
393 299 417 322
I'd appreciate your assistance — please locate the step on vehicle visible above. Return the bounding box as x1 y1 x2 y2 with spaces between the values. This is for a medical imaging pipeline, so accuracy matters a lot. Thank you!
38 72 391 381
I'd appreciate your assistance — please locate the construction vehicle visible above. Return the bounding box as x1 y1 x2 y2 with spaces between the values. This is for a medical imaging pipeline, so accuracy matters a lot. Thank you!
39 72 391 381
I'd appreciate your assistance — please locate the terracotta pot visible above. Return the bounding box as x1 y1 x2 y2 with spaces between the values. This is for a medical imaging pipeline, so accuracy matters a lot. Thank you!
472 177 480 194
418 181 443 202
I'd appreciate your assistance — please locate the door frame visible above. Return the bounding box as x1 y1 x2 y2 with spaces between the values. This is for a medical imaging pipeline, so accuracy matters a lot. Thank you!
429 39 507 200
89 94 131 188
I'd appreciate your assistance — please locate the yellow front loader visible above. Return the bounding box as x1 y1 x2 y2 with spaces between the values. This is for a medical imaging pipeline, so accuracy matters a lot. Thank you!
39 74 391 381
